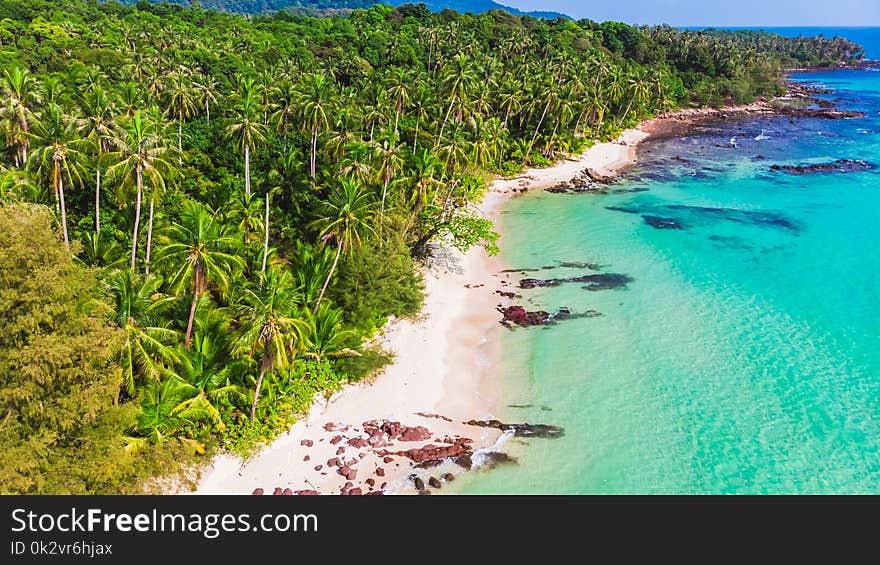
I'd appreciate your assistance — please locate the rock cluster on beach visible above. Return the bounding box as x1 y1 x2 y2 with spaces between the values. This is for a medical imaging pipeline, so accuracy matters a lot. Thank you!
545 167 617 194
241 413 570 495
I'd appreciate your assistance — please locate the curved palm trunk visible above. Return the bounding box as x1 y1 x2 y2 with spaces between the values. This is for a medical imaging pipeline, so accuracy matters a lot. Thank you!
435 97 456 150
130 164 143 272
250 347 271 422
619 95 637 128
95 166 101 232
244 143 251 198
313 238 342 314
185 261 201 348
412 116 420 153
379 176 390 245
178 121 183 164
57 169 69 250
310 127 317 179
145 195 155 275
525 100 551 163
261 193 269 273
205 100 210 122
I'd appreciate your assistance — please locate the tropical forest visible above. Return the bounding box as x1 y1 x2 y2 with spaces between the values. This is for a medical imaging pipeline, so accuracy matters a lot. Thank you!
0 0 863 493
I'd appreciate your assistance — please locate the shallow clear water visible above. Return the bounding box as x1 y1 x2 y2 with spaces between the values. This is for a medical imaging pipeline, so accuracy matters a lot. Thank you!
452 64 880 494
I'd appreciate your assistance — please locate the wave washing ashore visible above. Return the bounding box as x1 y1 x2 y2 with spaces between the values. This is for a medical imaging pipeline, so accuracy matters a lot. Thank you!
191 127 656 495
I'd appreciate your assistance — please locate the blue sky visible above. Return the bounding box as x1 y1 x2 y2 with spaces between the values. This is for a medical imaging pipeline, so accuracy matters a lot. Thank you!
501 0 880 26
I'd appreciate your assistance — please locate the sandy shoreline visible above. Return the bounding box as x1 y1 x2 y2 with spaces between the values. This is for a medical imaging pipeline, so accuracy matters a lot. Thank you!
189 122 677 496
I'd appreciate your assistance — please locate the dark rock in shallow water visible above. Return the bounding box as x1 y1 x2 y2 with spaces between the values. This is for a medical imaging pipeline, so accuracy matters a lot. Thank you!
414 459 443 469
779 107 865 119
569 273 633 291
464 419 565 439
428 477 442 489
453 453 473 470
606 205 641 214
642 215 685 230
770 159 874 175
519 273 632 291
476 452 518 470
497 305 552 326
497 305 602 327
666 204 798 232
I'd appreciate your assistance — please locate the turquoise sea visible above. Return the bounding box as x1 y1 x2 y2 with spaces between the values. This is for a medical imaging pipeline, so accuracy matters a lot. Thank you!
453 28 880 494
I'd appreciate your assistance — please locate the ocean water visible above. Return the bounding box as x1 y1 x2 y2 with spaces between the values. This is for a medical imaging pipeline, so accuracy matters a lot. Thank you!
451 39 880 494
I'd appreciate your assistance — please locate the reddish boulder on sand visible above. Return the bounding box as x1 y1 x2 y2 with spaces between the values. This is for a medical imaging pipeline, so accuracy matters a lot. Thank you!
338 466 357 481
323 423 335 431
347 488 363 496
442 473 455 482
398 426 431 442
348 437 368 448
252 488 264 495
295 490 319 496
375 468 385 477
303 455 310 462
395 439 472 463
327 457 341 467
330 435 343 445
300 439 313 447
314 465 323 471
336 447 345 455
380 482 387 489
383 456 394 463
365 478 375 487
282 488 293 495
272 487 283 495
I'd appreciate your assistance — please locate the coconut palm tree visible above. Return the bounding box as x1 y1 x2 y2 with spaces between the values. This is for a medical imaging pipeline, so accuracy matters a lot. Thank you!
165 72 197 159
372 130 405 242
230 265 309 422
155 201 244 347
0 66 41 167
104 110 175 272
309 177 377 314
77 85 121 233
225 79 268 199
28 104 88 250
303 302 359 363
194 74 218 123
106 269 179 404
296 73 334 179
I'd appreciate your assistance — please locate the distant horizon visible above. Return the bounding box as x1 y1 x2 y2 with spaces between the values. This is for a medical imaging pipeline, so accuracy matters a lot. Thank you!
498 0 880 27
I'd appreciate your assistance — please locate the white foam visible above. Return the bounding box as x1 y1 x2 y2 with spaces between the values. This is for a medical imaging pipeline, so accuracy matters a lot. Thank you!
470 428 516 470
754 129 771 141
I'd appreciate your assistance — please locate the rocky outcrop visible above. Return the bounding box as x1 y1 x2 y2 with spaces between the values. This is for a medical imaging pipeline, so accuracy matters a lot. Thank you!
770 159 874 174
497 305 601 327
519 273 632 291
464 419 565 439
642 215 685 230
395 439 473 463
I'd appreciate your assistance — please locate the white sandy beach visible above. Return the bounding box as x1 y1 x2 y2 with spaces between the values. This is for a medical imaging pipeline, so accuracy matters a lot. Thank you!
191 126 650 496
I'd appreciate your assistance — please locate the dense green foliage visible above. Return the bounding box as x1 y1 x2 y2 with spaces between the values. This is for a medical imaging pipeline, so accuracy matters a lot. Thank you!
0 0 862 492
113 0 569 19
